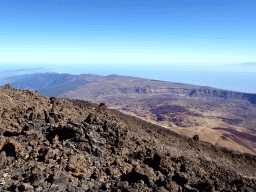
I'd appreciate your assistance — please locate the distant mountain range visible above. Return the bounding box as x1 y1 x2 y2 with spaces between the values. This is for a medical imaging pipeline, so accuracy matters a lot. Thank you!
4 72 256 103
3 72 256 155
0 67 52 85
2 72 101 97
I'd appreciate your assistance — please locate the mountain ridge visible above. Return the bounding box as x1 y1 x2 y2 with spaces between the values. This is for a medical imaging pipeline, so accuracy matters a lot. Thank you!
5 72 256 100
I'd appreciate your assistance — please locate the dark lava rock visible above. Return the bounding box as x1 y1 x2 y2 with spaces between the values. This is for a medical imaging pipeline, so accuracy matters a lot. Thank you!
193 135 199 141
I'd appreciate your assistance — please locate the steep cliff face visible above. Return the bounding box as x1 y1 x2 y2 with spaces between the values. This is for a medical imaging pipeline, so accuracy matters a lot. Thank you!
118 86 256 104
188 88 256 104
0 85 256 192
118 87 193 95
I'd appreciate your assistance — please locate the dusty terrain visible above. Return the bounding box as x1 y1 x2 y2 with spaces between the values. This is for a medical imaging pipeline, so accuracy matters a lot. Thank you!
57 75 256 155
0 84 256 191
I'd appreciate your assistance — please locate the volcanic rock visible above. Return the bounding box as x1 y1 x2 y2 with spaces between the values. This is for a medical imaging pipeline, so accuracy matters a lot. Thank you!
0 85 255 191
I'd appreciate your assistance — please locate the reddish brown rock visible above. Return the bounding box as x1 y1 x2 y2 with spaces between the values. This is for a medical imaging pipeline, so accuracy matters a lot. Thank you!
0 85 255 191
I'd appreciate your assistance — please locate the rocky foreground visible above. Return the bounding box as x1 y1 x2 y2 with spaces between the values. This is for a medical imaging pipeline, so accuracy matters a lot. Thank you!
0 85 255 192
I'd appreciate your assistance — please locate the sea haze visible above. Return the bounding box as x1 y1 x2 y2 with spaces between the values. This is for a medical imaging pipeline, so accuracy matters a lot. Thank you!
0 63 255 94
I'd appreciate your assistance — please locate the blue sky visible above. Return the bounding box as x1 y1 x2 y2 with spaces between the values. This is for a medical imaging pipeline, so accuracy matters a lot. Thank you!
0 0 256 93
1 0 255 64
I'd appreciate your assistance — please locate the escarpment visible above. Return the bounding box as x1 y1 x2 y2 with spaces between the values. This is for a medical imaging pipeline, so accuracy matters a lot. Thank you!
0 85 256 192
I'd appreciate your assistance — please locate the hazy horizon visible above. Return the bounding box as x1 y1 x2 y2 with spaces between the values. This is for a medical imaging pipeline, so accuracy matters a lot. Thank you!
1 63 256 94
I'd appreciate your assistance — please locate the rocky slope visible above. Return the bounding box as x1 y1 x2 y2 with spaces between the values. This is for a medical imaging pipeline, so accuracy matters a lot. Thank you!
0 84 256 192
5 73 256 155
57 74 256 155
4 73 256 155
